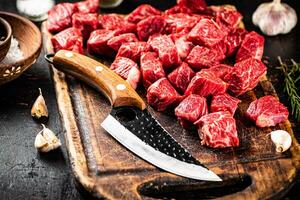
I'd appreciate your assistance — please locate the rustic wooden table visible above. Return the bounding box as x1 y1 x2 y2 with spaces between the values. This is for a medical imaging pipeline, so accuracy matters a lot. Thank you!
0 0 299 199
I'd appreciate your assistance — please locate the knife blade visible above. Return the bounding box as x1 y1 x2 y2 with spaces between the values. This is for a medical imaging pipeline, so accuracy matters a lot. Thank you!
47 50 222 182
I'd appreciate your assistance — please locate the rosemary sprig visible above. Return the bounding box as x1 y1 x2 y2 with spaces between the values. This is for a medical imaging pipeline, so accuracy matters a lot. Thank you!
278 57 300 122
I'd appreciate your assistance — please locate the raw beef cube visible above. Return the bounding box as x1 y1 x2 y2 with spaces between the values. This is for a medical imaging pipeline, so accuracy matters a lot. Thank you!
140 52 166 89
98 14 136 33
87 29 118 57
215 7 242 31
236 31 265 62
165 5 194 15
164 13 200 34
168 62 195 94
188 18 226 47
170 28 190 42
148 34 181 71
47 3 77 33
174 35 194 59
72 13 98 41
147 78 181 111
137 16 166 41
246 95 289 127
224 28 247 57
195 111 239 148
213 40 228 56
177 0 207 13
223 58 267 96
202 64 232 80
210 93 241 115
110 57 141 89
51 27 83 54
116 42 151 63
98 14 123 30
76 0 99 13
175 94 208 129
185 46 225 70
125 4 161 24
185 70 228 97
107 33 138 51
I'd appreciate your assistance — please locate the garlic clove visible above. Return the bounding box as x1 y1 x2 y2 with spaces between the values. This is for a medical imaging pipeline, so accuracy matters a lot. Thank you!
270 130 292 153
34 124 61 153
31 88 48 119
252 0 297 36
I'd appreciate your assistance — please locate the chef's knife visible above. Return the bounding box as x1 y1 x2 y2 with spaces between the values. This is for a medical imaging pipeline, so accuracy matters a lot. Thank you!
45 50 221 182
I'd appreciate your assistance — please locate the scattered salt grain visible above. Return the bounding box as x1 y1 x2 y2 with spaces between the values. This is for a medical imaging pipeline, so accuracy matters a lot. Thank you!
1 37 24 64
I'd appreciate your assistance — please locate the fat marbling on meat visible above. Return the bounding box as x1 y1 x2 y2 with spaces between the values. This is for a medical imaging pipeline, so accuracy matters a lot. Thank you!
246 95 289 127
195 111 239 148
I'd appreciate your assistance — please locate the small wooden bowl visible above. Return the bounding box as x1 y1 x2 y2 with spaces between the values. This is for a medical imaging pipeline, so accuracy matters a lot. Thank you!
0 17 12 62
0 12 42 85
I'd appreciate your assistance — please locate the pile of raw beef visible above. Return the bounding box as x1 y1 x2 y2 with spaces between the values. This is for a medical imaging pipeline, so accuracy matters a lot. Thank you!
47 0 289 148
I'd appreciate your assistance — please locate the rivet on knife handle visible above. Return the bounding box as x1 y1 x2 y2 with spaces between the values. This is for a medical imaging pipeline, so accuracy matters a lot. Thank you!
51 50 146 110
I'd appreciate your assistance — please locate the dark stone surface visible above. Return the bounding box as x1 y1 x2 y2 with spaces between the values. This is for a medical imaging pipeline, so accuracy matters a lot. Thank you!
0 0 299 199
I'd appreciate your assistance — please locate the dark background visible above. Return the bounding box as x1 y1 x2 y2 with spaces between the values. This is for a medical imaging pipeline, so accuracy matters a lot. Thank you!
0 0 299 199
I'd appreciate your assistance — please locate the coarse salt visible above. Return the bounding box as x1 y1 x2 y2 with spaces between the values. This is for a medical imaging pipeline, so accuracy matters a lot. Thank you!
1 37 24 64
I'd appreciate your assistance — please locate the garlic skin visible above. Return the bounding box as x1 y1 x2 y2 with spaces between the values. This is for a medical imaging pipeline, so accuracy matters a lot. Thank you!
270 130 292 153
35 124 61 152
252 0 297 36
31 88 48 119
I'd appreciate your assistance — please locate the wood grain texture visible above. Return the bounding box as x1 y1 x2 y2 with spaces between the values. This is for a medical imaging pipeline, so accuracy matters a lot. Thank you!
42 12 300 200
0 16 12 62
53 50 146 110
0 12 42 85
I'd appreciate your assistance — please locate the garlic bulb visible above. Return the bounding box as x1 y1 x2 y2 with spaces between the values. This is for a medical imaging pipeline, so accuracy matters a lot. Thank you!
252 0 297 36
35 124 61 152
31 88 48 119
270 130 292 153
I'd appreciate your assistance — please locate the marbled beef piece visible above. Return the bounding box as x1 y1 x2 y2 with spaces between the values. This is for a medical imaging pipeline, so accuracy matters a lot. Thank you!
51 27 83 54
116 41 151 63
87 29 119 57
168 62 195 94
76 0 99 13
47 3 77 33
140 52 166 89
223 58 267 96
195 111 239 148
214 6 243 32
188 18 226 47
210 93 241 115
236 31 265 62
223 28 248 57
185 46 225 70
175 94 208 129
148 34 181 71
174 35 194 59
137 16 166 41
164 13 200 34
201 64 233 80
125 4 162 24
72 13 98 41
107 33 138 51
98 14 136 33
110 57 141 89
177 0 207 13
165 5 194 15
147 78 181 111
185 70 228 97
246 95 289 127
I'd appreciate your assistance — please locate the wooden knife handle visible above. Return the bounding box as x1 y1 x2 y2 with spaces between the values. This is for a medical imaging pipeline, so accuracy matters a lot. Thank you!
52 50 146 110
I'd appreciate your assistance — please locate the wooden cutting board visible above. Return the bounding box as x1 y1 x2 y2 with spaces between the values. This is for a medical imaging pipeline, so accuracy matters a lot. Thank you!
42 20 300 199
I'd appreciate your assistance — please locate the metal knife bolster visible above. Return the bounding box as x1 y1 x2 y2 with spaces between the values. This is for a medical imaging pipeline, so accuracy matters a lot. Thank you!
109 106 204 166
